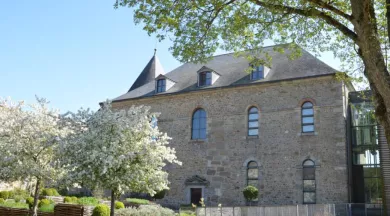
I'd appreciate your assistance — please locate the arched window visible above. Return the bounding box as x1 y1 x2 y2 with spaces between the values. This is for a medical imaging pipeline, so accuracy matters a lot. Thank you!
192 109 207 140
247 161 259 186
302 102 314 133
248 107 259 136
303 159 316 204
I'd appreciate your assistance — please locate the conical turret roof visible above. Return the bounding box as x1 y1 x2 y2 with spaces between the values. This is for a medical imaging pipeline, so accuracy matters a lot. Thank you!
128 51 165 92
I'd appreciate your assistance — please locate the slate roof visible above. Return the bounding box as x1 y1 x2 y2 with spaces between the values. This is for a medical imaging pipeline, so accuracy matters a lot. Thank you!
128 53 165 91
113 44 337 102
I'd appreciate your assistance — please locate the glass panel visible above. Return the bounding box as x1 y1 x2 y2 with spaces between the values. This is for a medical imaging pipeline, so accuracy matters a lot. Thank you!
302 109 314 116
199 118 206 128
351 102 376 126
303 160 315 167
303 180 316 191
248 168 258 179
249 113 259 120
199 129 206 139
192 129 199 139
206 78 211 85
354 150 380 165
193 110 200 118
248 121 259 128
249 107 258 113
248 161 257 167
302 117 314 124
247 180 258 187
193 119 200 129
302 102 313 108
206 72 212 78
303 192 316 203
365 177 382 204
302 125 314 133
303 167 315 180
248 129 258 136
252 72 258 80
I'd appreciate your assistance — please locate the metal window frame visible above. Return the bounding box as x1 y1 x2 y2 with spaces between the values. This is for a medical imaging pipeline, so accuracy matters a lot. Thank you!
248 107 259 136
199 72 212 86
301 102 314 133
302 159 316 204
156 79 166 93
251 65 264 80
191 109 207 140
247 161 259 186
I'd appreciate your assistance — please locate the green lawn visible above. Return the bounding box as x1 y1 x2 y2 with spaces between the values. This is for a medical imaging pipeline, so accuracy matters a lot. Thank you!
0 200 29 209
125 198 150 205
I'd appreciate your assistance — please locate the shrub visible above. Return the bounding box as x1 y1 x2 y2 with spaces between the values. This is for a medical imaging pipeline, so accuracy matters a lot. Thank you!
63 196 72 203
126 198 149 205
38 199 51 207
115 201 125 209
0 191 9 199
243 185 258 201
26 197 34 208
71 196 78 203
92 204 110 216
41 188 53 196
153 190 167 200
0 198 4 204
116 205 175 216
12 188 30 199
8 190 15 199
14 195 23 203
41 188 60 196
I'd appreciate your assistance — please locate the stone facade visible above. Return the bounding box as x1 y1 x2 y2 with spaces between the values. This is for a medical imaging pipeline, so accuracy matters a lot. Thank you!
112 75 349 208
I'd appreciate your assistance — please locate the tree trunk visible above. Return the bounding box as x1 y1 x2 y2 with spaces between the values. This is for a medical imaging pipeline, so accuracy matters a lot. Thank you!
32 178 41 216
110 190 115 216
350 0 390 215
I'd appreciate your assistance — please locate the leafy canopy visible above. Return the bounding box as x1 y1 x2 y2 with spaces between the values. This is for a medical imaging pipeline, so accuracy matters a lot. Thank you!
115 0 389 84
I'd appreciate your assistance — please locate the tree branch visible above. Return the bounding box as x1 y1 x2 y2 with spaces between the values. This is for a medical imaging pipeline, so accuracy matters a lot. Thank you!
250 0 358 43
307 0 353 21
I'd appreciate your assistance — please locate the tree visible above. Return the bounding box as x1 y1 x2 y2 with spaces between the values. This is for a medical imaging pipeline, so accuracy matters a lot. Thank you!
115 0 390 210
59 102 181 216
0 97 72 216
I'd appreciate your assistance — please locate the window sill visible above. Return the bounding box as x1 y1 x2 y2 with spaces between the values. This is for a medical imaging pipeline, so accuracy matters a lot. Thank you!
246 135 259 140
299 132 318 136
189 139 207 144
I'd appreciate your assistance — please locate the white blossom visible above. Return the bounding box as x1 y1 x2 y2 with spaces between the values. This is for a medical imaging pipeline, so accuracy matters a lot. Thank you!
59 101 181 215
0 97 73 216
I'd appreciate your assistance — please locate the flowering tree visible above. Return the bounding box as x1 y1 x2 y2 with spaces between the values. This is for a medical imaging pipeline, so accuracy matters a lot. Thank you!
60 102 181 216
0 97 72 216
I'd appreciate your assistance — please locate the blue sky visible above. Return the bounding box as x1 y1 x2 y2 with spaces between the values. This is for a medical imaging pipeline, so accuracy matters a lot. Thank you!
0 1 340 112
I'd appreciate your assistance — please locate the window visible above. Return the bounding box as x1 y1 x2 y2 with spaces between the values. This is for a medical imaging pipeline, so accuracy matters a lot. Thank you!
303 159 316 204
247 161 259 186
251 65 264 80
248 107 259 136
199 72 212 86
302 102 314 133
192 109 207 139
156 79 166 93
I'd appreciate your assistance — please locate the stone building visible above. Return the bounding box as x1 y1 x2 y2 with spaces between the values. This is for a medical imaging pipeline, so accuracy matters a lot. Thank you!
110 44 383 208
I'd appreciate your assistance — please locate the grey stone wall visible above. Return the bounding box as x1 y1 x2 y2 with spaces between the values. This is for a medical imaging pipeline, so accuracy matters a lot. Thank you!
112 76 349 208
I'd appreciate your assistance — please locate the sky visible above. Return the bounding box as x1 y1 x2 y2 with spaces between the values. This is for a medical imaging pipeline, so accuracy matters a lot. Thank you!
0 1 341 113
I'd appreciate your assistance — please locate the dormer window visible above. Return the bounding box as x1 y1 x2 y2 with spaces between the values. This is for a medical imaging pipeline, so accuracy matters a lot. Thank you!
156 79 166 93
199 72 212 86
251 65 264 80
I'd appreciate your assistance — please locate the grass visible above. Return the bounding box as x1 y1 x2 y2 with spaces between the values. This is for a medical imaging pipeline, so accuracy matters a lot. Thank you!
76 197 99 206
126 198 150 205
39 204 54 212
0 200 29 209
